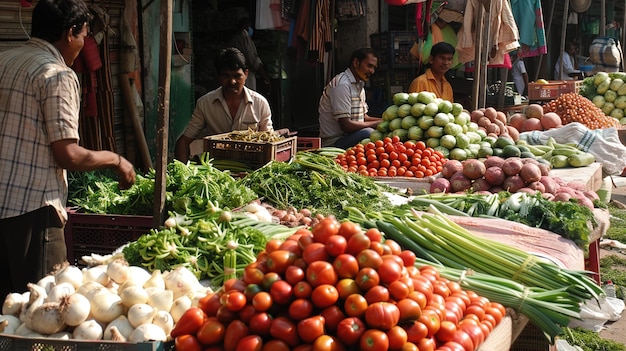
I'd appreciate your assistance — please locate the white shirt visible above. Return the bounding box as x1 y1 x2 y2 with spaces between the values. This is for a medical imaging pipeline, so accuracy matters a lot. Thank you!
555 52 580 80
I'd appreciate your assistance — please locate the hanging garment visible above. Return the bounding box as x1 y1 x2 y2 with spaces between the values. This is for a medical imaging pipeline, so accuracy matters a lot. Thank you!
309 0 331 63
510 0 547 58
456 0 520 65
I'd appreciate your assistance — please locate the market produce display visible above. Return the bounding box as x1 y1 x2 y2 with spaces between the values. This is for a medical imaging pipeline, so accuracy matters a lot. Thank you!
580 71 626 124
508 104 562 132
335 136 446 178
0 261 209 342
369 91 485 161
515 138 596 169
542 92 620 130
171 216 508 351
346 206 603 341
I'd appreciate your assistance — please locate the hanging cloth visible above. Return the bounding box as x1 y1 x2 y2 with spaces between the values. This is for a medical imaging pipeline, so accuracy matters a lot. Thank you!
510 0 547 58
456 0 520 65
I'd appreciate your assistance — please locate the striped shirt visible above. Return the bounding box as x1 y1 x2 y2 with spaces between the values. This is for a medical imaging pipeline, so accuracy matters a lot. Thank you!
0 38 81 221
318 68 368 146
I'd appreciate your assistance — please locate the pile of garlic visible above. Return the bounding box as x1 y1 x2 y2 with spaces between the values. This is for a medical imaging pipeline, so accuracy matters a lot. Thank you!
0 259 211 343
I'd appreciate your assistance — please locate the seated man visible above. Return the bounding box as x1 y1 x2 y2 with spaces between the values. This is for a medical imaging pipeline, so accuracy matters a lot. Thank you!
318 47 381 148
409 41 455 102
174 47 273 162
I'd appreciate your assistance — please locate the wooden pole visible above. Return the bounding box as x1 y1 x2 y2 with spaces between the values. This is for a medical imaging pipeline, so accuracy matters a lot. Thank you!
535 0 556 82
153 0 172 227
472 2 485 110
559 0 570 81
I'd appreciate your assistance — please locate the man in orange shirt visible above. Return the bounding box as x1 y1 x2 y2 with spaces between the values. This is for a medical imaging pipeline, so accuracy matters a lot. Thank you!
409 42 455 102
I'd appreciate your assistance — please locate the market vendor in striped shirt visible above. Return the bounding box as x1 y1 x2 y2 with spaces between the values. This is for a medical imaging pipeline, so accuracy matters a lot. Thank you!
319 48 382 149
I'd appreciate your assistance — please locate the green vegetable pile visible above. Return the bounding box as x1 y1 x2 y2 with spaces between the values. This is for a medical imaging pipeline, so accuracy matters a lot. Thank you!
562 327 626 351
239 151 399 219
406 191 597 247
68 155 258 215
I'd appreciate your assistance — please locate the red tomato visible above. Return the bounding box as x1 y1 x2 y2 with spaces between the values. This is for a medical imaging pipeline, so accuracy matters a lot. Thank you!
261 272 282 291
388 280 411 301
355 267 380 291
244 283 262 301
198 293 221 317
335 278 361 299
378 259 403 285
298 232 315 250
408 290 428 310
325 234 347 257
297 315 326 344
337 221 362 240
262 340 290 351
279 239 302 256
364 285 390 304
364 227 383 243
419 309 441 337
248 312 272 336
302 242 330 264
396 298 422 322
404 321 429 343
265 239 283 253
360 329 389 351
333 254 360 279
356 249 383 269
293 346 314 351
459 320 485 348
236 335 263 351
237 304 256 324
320 305 346 332
252 291 272 312
285 265 305 285
312 217 341 244
242 266 265 285
416 337 436 351
433 280 451 298
220 291 247 312
270 279 293 305
223 320 249 351
312 335 345 351
293 280 313 299
386 325 408 351
369 240 385 255
306 261 338 287
266 250 297 274
412 275 434 302
464 304 486 321
336 316 367 346
344 293 368 318
365 302 400 330
222 278 246 293
170 307 206 338
311 284 339 309
485 305 505 325
435 320 457 343
440 341 467 351
451 330 474 351
383 239 402 255
196 317 226 346
346 233 372 256
289 298 314 321
175 334 202 351
270 316 301 347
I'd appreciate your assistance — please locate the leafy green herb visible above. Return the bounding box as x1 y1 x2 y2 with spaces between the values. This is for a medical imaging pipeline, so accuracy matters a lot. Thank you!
561 327 626 351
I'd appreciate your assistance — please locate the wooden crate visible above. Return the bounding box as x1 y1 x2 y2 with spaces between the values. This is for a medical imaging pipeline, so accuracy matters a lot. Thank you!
528 80 583 101
203 133 297 169
0 334 173 351
297 137 321 151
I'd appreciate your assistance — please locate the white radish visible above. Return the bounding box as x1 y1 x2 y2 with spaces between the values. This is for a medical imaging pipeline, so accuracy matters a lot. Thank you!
107 259 130 284
73 319 103 340
127 266 152 287
82 265 110 286
20 283 47 324
127 304 156 328
55 264 83 289
76 281 105 298
128 323 167 342
120 285 149 308
146 289 173 312
0 314 21 334
2 293 24 316
59 293 91 327
36 275 56 294
48 331 72 339
103 315 134 340
109 325 127 342
26 302 66 335
143 270 165 289
170 295 192 323
47 282 76 303
152 310 174 336
90 292 124 324
163 266 203 299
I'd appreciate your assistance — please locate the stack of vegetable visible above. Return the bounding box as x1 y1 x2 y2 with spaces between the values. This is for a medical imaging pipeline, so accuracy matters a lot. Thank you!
369 91 486 161
579 71 626 124
542 92 620 130
0 260 208 343
508 104 563 133
335 136 446 178
171 216 506 351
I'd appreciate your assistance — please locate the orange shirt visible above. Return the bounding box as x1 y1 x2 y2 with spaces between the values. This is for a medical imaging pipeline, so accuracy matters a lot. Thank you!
408 68 454 102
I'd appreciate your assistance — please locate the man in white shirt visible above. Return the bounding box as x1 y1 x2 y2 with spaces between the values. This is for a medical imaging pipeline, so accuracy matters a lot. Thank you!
555 41 581 80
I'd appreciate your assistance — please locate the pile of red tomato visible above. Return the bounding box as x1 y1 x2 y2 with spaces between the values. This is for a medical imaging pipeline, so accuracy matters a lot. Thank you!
335 136 447 178
172 217 505 351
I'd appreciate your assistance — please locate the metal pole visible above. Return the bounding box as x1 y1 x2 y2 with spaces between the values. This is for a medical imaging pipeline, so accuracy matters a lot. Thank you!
153 0 172 227
559 0 570 81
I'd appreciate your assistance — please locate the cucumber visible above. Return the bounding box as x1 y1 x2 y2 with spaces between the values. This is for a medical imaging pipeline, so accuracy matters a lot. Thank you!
550 155 569 168
568 153 596 167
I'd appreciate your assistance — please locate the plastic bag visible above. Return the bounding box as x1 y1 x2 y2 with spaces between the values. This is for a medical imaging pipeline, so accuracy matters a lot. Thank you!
519 122 626 175
568 296 624 332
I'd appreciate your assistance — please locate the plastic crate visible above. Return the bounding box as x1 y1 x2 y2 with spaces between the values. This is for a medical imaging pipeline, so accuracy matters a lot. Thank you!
64 208 154 265
203 133 297 169
0 334 173 351
528 80 583 101
510 322 555 351
369 31 418 69
297 137 321 151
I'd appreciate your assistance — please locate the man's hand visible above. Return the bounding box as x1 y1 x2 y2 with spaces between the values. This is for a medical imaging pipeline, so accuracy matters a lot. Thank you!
115 155 136 190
